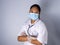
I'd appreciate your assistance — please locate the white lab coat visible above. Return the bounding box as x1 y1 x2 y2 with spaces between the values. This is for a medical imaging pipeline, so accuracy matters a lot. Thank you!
18 19 48 45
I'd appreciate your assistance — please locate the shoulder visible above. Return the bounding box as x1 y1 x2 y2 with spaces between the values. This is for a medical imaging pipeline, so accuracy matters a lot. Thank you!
36 20 47 33
37 20 46 27
21 19 30 28
38 20 47 29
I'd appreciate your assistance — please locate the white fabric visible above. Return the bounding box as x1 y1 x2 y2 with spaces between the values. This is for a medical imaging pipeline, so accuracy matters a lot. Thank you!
18 19 48 45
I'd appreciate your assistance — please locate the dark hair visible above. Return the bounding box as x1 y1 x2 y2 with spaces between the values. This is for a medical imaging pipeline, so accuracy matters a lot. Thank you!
30 4 41 14
30 4 41 19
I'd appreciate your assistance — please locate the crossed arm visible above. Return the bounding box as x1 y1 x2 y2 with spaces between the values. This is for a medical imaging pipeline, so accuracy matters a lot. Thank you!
17 36 42 45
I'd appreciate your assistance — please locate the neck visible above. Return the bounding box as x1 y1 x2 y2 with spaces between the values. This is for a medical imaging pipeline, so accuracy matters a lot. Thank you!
31 19 35 24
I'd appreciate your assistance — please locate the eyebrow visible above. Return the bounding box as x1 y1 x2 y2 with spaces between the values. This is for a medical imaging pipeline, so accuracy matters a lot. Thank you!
30 11 39 13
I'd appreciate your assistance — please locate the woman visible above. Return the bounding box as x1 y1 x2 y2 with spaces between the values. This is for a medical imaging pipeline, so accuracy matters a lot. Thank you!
17 4 48 45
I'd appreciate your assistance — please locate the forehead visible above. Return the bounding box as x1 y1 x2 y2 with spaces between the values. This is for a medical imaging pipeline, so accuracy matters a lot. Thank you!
30 7 39 11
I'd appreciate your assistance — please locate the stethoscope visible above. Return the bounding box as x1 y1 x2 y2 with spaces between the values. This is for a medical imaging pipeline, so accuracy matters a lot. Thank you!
27 24 38 38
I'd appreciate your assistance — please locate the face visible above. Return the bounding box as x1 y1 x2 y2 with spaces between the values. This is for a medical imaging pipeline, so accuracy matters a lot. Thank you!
29 7 40 14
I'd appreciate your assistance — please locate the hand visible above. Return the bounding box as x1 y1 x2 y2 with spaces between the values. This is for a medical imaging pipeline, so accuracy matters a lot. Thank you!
18 36 28 42
28 37 42 45
31 39 42 45
27 36 37 44
31 39 37 44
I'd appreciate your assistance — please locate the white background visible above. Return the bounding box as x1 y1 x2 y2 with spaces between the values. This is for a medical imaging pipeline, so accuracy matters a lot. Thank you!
0 0 60 45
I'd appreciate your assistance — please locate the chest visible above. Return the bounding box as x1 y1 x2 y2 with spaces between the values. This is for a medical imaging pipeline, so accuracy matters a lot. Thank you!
25 24 39 37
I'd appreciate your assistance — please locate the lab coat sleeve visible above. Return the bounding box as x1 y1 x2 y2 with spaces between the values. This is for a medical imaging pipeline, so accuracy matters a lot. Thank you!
37 23 48 45
17 24 27 36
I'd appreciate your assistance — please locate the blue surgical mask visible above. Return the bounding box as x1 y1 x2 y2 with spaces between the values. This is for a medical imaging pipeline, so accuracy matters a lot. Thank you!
28 13 39 20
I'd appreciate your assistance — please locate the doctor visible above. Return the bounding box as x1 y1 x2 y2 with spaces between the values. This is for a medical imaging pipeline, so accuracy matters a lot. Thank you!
17 4 48 45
